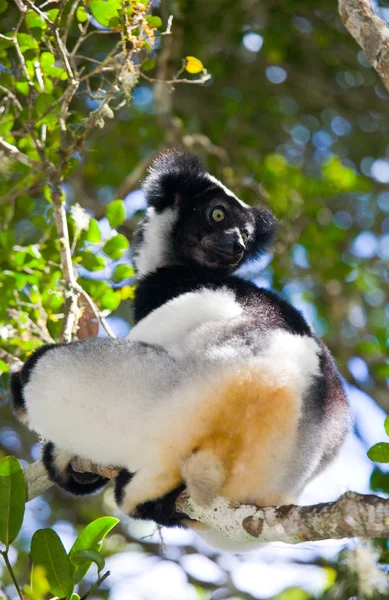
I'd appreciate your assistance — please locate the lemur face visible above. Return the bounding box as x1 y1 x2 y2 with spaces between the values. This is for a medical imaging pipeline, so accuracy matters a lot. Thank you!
172 188 264 271
133 150 277 276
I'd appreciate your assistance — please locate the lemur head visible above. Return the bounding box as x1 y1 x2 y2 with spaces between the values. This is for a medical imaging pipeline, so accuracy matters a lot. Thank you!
133 150 276 277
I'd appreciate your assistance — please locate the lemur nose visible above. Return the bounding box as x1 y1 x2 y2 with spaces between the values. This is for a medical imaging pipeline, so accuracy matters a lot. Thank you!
234 239 245 253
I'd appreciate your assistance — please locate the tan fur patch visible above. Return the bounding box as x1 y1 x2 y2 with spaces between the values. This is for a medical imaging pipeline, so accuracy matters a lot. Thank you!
175 359 304 507
121 358 305 510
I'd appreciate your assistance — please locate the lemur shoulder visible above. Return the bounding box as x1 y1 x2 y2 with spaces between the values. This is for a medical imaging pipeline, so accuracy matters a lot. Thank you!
10 150 350 549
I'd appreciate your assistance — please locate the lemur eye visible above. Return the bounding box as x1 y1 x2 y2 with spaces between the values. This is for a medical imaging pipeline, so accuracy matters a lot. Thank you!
242 232 248 244
211 208 225 223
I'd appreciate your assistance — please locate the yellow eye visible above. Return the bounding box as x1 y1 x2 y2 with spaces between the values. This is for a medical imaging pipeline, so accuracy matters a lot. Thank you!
212 208 225 223
242 232 248 244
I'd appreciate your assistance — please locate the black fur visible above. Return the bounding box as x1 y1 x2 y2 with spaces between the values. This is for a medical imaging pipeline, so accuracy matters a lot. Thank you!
114 468 135 505
134 264 312 336
134 484 187 527
42 442 109 496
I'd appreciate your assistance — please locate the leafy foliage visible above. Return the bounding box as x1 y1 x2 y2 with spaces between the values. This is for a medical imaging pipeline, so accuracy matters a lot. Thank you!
0 455 116 600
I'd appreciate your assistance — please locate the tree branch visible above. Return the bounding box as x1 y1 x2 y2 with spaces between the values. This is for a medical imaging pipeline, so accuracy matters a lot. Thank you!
339 0 389 92
23 459 389 544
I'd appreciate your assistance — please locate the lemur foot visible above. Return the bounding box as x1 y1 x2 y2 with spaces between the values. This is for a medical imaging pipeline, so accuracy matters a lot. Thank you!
114 469 186 527
42 442 109 495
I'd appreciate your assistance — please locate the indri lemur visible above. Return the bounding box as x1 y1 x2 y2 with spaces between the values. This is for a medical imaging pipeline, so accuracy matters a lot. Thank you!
10 150 350 548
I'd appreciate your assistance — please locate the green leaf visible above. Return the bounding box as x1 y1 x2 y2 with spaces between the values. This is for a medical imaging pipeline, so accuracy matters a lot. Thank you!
112 264 134 282
101 289 121 311
0 359 9 373
35 94 58 126
76 6 88 22
40 52 67 80
0 0 8 16
31 529 74 598
16 80 30 96
25 11 47 30
80 251 106 271
367 442 389 463
69 516 118 583
0 115 14 135
17 33 39 53
46 8 59 20
370 467 389 494
385 416 389 437
146 15 162 28
142 58 156 71
0 456 25 547
89 0 121 28
102 234 129 260
85 219 101 242
106 199 126 228
71 549 105 573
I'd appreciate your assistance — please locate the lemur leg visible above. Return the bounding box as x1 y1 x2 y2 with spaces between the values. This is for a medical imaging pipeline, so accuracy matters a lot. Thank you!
42 442 109 496
114 465 183 519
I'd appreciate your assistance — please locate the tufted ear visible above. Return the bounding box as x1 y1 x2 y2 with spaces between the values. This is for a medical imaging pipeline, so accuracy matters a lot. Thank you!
250 207 277 255
142 150 206 212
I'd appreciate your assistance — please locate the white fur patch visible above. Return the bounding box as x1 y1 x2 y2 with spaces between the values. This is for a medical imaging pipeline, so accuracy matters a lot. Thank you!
135 206 178 277
205 173 249 208
264 330 322 392
129 287 243 351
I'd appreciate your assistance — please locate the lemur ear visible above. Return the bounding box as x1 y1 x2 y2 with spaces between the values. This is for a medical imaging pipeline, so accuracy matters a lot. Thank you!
251 207 277 253
142 149 206 212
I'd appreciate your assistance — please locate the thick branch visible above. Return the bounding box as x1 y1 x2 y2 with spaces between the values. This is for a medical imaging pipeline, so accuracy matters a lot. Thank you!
339 0 389 92
23 459 389 544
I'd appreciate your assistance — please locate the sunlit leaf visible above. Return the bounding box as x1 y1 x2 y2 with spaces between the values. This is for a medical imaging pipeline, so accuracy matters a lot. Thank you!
367 442 389 463
17 33 39 53
89 0 120 28
85 219 101 243
106 199 126 228
102 234 129 259
385 416 389 437
112 264 134 282
71 549 105 573
80 251 106 271
69 516 118 583
146 15 162 28
0 456 25 547
76 6 88 22
185 56 204 74
25 11 47 30
31 529 74 598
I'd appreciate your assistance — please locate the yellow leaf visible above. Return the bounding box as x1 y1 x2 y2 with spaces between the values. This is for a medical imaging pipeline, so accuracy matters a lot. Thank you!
185 56 204 74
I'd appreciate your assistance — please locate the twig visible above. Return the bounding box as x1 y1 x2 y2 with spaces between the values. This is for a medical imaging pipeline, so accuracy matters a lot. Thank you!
79 570 110 600
0 138 44 170
0 550 24 600
49 180 80 342
0 349 23 369
140 71 211 86
339 0 389 92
